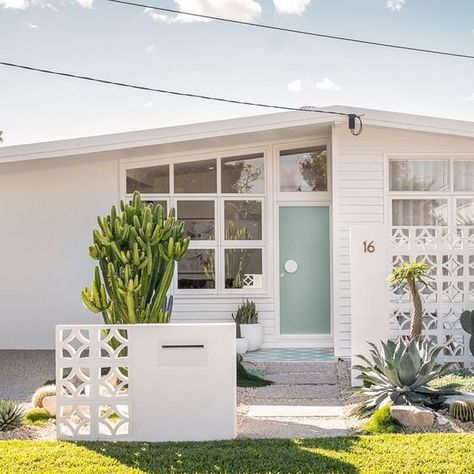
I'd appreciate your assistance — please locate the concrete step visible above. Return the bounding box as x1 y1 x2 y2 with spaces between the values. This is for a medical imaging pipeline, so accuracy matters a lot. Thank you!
247 405 344 418
263 371 338 385
244 384 340 400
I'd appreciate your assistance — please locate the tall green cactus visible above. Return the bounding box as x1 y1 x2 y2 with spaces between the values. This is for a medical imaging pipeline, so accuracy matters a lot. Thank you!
460 309 474 357
81 192 190 324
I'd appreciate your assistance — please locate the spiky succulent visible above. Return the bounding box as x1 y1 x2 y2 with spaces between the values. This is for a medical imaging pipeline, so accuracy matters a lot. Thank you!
0 400 24 431
235 299 259 324
352 337 456 417
32 384 56 408
449 400 474 422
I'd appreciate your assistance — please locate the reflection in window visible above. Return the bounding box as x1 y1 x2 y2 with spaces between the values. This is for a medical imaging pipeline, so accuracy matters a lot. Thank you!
280 147 327 192
224 201 262 240
456 199 474 226
392 199 448 226
177 201 215 240
128 200 168 216
221 154 264 193
225 248 262 289
389 160 449 192
174 159 217 193
126 165 169 193
178 249 215 289
454 161 474 192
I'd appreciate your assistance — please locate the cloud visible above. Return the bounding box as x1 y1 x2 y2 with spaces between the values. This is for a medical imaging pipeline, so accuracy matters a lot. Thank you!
145 0 262 24
314 77 341 91
75 0 93 7
288 77 341 93
465 92 474 101
145 44 156 53
27 21 39 28
144 101 153 108
386 0 405 12
273 0 310 15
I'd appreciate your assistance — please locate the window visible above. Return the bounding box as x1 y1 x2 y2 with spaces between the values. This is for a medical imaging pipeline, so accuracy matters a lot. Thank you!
124 151 266 294
222 154 264 193
126 165 169 193
279 146 327 192
174 159 217 193
389 160 449 192
388 156 474 227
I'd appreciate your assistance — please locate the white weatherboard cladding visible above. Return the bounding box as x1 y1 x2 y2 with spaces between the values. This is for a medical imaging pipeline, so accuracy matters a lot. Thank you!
333 124 474 357
56 323 236 441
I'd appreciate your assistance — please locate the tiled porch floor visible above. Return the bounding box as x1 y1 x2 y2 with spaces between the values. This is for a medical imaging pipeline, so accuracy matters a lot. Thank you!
243 347 334 362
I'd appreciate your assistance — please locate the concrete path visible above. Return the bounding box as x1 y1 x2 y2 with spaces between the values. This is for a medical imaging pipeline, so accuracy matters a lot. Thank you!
237 360 355 438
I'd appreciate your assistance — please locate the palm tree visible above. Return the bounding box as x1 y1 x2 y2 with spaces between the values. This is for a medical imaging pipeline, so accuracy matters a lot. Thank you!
389 260 432 339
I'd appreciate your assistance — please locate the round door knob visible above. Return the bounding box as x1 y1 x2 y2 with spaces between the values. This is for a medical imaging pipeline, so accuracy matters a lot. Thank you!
284 259 298 274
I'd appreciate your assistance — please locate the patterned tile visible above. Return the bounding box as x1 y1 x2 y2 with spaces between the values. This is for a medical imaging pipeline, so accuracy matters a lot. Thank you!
243 348 334 362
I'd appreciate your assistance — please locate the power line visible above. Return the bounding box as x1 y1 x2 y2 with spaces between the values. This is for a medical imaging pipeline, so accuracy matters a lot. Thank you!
105 0 474 60
0 60 363 135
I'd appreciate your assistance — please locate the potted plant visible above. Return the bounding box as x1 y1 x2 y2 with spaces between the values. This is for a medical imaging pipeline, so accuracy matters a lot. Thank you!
232 312 248 355
236 299 263 352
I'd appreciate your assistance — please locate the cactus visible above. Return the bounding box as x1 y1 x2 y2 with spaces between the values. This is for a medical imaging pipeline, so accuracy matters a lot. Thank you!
235 299 259 324
0 400 24 431
449 400 474 422
32 384 56 408
460 310 474 357
81 192 190 324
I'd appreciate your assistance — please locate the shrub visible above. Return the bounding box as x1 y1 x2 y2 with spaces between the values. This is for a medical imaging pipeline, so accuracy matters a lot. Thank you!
236 355 272 388
352 337 456 417
363 404 401 434
81 192 190 324
460 309 474 357
0 400 24 432
24 409 51 427
32 385 56 409
234 299 259 324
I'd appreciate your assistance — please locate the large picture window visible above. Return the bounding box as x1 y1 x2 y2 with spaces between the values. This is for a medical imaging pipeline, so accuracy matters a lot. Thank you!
124 152 265 294
388 156 474 227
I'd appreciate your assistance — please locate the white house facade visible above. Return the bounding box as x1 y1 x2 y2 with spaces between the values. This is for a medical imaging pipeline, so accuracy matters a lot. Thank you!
1 106 474 365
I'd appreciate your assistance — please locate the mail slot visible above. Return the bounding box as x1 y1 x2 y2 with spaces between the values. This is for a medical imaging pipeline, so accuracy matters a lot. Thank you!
157 339 208 367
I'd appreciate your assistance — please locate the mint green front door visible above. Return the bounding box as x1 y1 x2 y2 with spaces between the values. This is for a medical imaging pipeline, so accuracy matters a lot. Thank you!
279 206 330 335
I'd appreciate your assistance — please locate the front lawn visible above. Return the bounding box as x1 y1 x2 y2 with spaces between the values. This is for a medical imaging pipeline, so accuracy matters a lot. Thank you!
0 434 473 473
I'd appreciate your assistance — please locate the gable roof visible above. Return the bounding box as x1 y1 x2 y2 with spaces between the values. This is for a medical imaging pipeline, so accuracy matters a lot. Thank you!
1 105 473 164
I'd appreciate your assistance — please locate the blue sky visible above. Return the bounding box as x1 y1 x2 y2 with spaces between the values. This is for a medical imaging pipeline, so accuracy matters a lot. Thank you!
0 0 473 145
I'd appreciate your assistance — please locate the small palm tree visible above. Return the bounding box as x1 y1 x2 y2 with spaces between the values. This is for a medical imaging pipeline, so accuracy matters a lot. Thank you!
389 260 432 339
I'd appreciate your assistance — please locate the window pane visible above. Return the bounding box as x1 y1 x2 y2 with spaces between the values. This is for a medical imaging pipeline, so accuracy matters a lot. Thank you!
392 199 448 226
389 160 449 192
224 201 262 240
126 165 169 193
174 159 217 193
454 161 474 192
221 154 264 193
456 199 474 226
177 201 215 240
177 249 215 289
279 146 327 192
225 248 263 289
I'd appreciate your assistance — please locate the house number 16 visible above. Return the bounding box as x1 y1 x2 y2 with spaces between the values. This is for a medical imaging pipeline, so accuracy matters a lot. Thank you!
363 240 375 253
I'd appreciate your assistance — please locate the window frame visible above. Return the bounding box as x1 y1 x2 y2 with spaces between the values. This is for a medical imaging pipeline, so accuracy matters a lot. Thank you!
385 154 474 227
121 146 268 297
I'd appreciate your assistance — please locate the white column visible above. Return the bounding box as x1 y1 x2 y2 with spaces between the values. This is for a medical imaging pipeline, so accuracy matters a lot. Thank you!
350 226 390 385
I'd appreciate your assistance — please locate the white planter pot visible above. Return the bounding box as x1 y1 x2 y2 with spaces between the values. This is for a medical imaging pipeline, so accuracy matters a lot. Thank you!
240 323 263 351
56 323 236 442
236 337 248 354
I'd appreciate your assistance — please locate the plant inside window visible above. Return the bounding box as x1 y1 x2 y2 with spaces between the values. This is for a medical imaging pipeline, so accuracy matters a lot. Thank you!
81 192 190 324
389 259 432 339
299 150 327 191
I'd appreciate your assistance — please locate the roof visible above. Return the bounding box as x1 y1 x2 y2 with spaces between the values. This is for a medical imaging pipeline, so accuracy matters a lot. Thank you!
1 105 473 164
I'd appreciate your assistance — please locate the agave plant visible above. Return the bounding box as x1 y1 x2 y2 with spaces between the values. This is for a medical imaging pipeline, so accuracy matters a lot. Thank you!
352 337 456 417
0 400 24 431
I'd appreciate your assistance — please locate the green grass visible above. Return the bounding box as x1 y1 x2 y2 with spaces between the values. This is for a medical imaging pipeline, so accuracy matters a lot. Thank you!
362 404 401 434
429 371 474 392
237 361 272 388
24 409 52 427
0 435 473 473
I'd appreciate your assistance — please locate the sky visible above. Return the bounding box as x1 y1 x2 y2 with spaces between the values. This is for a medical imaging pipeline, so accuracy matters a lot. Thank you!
0 0 473 146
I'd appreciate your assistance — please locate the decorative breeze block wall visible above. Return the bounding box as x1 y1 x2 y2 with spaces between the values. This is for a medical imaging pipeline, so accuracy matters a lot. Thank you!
56 326 131 440
389 227 474 369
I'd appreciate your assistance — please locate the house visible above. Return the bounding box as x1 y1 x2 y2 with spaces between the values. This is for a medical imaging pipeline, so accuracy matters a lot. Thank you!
1 106 474 365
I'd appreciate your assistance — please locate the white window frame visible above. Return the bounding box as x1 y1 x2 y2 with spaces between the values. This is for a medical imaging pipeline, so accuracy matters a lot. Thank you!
385 154 474 227
121 146 268 297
